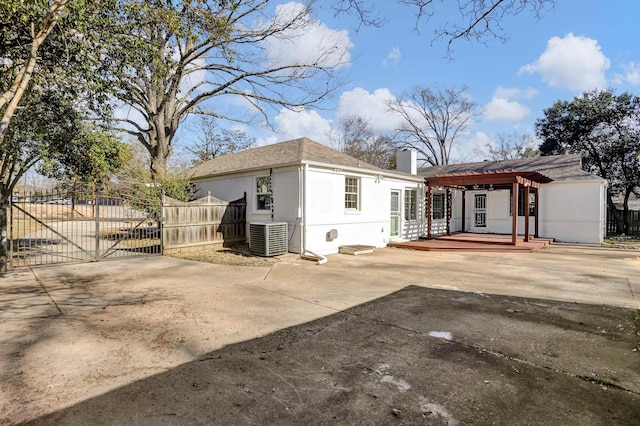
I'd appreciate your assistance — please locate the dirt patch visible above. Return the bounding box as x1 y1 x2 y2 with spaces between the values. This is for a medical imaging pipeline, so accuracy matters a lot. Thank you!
166 243 281 267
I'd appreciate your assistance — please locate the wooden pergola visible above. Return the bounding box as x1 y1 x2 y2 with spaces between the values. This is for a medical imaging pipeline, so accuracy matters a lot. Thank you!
425 170 553 245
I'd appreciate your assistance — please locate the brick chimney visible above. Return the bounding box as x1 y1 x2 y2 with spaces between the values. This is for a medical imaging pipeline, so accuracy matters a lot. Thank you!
396 149 417 175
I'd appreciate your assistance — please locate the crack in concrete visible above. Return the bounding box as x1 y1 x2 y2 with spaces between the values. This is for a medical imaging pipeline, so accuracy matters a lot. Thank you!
470 344 640 396
333 304 640 398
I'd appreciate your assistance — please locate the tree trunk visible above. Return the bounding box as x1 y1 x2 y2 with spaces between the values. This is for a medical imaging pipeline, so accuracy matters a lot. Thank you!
0 187 9 274
148 128 173 178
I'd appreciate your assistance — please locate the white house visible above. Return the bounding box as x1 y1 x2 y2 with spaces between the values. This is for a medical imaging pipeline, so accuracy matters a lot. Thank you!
414 154 608 244
190 138 607 257
190 138 424 256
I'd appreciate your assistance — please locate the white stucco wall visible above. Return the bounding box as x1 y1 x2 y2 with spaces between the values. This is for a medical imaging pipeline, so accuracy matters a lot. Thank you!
304 167 423 255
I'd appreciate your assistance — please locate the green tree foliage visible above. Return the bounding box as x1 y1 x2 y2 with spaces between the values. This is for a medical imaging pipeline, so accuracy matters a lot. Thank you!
329 114 397 169
90 0 347 176
186 117 256 166
116 146 195 216
535 89 640 233
0 0 102 142
38 126 131 186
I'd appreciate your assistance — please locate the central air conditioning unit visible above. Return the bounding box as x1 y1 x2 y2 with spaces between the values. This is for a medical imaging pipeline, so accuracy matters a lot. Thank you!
249 222 288 257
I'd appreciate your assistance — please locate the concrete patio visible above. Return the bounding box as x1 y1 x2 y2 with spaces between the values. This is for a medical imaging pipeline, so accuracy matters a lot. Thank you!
1 244 639 424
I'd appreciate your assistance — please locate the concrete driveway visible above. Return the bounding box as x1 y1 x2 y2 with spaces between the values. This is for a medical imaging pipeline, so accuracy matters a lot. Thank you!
1 244 639 424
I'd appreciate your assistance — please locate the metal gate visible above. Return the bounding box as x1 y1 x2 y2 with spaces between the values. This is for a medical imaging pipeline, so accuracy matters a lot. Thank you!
9 188 162 268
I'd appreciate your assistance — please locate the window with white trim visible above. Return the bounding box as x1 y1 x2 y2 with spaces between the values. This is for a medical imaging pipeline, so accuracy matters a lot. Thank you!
432 193 445 220
404 189 417 220
256 176 272 211
344 177 360 210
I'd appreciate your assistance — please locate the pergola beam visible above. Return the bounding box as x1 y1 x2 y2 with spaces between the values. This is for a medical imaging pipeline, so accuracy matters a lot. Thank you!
426 170 551 188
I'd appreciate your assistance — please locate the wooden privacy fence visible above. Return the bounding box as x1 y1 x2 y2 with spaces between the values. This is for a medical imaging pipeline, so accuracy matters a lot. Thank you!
162 193 246 251
607 209 640 236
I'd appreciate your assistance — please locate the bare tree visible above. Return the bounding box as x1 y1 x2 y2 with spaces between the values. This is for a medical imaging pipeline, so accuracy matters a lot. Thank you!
329 115 397 169
474 132 538 161
93 1 348 177
186 117 256 166
332 0 555 57
388 86 481 166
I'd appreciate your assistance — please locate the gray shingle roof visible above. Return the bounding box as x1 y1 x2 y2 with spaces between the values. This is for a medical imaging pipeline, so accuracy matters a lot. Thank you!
418 154 605 182
190 137 391 179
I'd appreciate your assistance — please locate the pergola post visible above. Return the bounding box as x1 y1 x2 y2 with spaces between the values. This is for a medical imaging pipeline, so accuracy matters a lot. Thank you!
446 188 451 235
524 185 530 242
534 187 539 238
461 190 466 232
427 185 432 239
512 182 519 245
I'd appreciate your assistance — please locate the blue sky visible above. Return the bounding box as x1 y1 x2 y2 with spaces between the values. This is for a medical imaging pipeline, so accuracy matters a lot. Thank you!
174 0 640 164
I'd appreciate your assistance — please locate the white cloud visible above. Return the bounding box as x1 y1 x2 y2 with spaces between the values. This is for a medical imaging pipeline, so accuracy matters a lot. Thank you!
483 86 535 123
273 107 333 144
449 131 492 163
615 61 640 86
256 135 279 147
337 87 404 133
383 47 401 68
484 98 530 122
263 2 353 69
519 33 610 91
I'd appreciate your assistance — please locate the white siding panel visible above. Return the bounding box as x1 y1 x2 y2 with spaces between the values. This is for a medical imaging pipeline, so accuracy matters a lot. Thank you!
538 181 605 244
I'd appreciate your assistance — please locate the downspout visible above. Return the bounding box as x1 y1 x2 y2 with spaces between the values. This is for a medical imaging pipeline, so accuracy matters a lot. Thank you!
299 163 327 265
420 180 426 237
298 164 305 256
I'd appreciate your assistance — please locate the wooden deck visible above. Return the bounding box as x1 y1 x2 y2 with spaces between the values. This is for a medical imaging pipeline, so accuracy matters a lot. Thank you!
388 233 553 252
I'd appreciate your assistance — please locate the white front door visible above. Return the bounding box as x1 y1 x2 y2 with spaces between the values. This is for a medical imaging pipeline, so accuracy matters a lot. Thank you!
390 190 400 237
473 193 487 230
